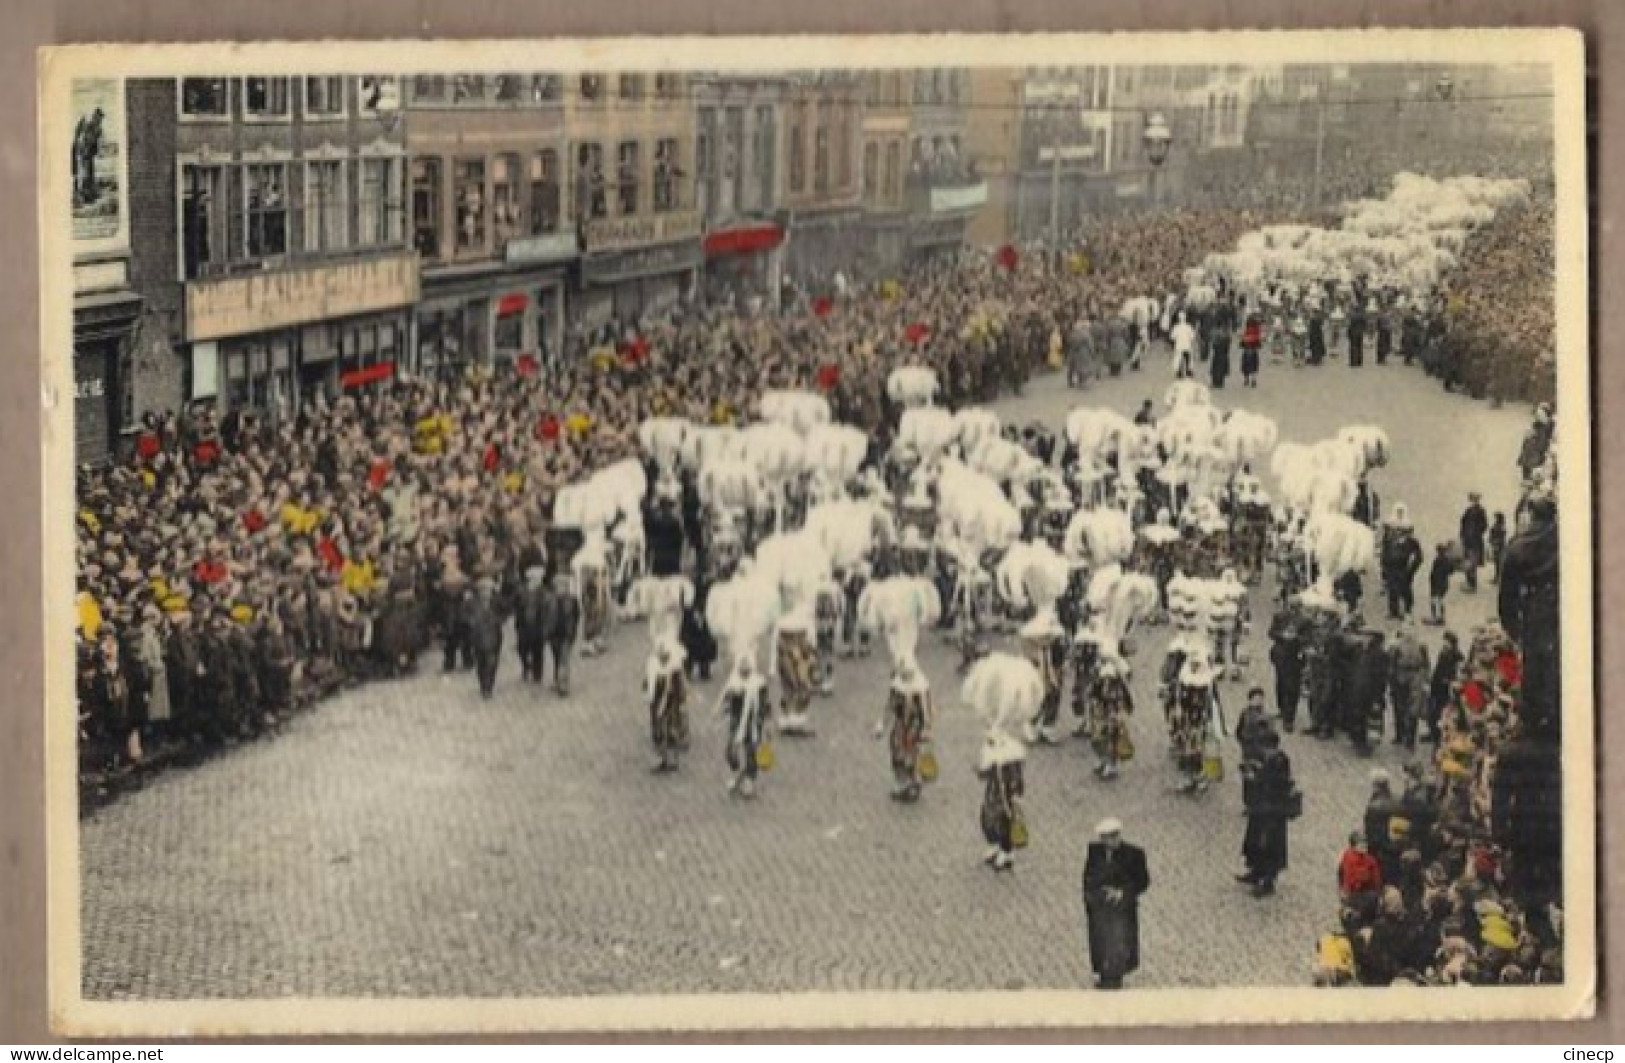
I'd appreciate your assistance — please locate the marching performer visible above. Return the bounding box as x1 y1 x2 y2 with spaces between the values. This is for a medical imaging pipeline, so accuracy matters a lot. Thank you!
1171 649 1223 795
1087 654 1135 780
718 654 770 799
572 529 612 658
775 585 819 737
876 654 936 802
964 654 1040 872
813 569 843 696
644 636 690 773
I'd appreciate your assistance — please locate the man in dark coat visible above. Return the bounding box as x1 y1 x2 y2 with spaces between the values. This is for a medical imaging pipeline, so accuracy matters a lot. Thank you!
1380 515 1424 619
467 580 505 699
1363 769 1403 885
1498 495 1560 739
1268 608 1306 733
1237 731 1294 896
514 568 548 684
1459 492 1489 593
1082 818 1151 990
645 493 686 578
1427 631 1462 743
1385 621 1430 750
541 575 581 696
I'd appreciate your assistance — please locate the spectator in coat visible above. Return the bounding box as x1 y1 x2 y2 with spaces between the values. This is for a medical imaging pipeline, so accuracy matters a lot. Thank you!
1082 818 1151 990
1459 492 1489 593
1338 831 1383 906
1426 542 1454 626
1238 730 1294 896
1427 631 1463 744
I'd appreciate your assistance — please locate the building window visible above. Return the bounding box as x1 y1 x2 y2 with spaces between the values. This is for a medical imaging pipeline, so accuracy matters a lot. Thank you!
531 75 562 102
836 105 852 189
411 157 442 258
305 159 348 252
863 141 878 199
244 77 290 119
305 76 345 118
529 151 561 234
453 76 486 104
654 138 680 212
789 104 806 193
181 164 228 279
454 158 486 253
493 75 524 103
576 143 606 220
866 74 881 106
180 78 228 117
492 154 522 246
412 75 446 103
814 124 830 193
1117 68 1134 94
655 74 680 100
616 140 640 216
244 163 288 258
359 156 404 246
754 105 775 205
618 74 644 101
695 121 713 214
948 70 962 103
580 75 603 102
884 141 900 202
913 71 928 104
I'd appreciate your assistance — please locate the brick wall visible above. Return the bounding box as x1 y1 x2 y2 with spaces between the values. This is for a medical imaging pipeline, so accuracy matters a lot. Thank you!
125 78 184 417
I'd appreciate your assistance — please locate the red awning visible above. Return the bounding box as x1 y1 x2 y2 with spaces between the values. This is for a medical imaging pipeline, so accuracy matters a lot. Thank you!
704 224 784 258
341 361 396 389
497 293 530 316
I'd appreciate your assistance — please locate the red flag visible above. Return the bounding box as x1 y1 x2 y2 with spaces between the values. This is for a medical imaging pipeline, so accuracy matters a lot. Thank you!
367 459 390 492
516 353 540 377
537 415 561 443
192 558 228 585
995 244 1020 271
812 296 834 318
903 322 931 346
136 432 161 460
317 537 345 574
482 442 502 473
242 509 268 535
816 363 841 391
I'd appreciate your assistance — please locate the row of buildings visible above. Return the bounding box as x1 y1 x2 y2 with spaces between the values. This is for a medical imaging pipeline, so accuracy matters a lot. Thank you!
69 63 1550 462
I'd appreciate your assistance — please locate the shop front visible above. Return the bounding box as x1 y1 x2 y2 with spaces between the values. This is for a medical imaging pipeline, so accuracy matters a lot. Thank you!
184 250 420 414
783 206 865 287
417 235 575 378
71 270 142 467
579 211 704 334
701 220 785 310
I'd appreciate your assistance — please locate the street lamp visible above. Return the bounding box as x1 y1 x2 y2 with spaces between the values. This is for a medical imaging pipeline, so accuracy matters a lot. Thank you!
1143 111 1172 207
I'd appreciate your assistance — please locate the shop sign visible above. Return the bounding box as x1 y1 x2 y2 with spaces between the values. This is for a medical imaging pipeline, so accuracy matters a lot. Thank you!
703 224 784 258
929 181 988 214
186 251 420 342
582 243 703 285
583 210 701 254
505 232 579 265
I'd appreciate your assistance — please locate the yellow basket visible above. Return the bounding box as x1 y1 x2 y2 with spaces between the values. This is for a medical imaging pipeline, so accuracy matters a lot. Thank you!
1010 808 1030 850
918 747 939 782
1202 753 1225 782
755 741 775 772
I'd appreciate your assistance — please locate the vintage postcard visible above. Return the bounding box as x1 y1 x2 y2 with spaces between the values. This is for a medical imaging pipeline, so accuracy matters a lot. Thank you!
39 29 1593 1035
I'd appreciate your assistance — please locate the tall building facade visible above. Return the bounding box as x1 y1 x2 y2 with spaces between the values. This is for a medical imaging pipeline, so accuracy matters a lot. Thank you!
405 74 574 375
692 75 788 309
565 72 701 334
780 72 865 284
170 74 418 415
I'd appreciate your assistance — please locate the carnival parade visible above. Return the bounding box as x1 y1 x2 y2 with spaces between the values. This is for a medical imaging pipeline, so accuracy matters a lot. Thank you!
73 82 1564 995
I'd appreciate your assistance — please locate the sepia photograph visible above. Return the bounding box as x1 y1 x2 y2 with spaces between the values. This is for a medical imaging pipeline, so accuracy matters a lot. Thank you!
39 30 1593 1034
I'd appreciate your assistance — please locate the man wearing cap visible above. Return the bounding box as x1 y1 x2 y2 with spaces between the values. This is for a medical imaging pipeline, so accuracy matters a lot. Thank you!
1379 505 1424 620
1082 818 1151 989
1237 729 1294 897
514 567 549 685
1386 621 1430 750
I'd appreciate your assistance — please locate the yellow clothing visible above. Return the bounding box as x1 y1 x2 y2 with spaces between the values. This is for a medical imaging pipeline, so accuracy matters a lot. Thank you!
502 469 526 494
1317 933 1355 977
342 560 378 595
78 509 100 534
230 603 255 624
77 592 102 640
566 413 594 437
879 279 902 301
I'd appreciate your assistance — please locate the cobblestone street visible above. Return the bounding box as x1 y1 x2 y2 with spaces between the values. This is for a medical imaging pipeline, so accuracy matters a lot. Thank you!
80 353 1530 999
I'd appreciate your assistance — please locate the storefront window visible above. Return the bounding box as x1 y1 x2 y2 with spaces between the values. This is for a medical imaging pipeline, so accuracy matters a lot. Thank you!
885 141 900 202
305 159 348 252
245 163 289 259
695 115 714 216
464 299 490 364
837 105 852 189
814 126 830 193
180 78 228 117
494 306 524 355
245 77 290 119
529 151 561 234
789 104 806 193
616 141 640 216
412 158 442 258
454 158 486 253
754 105 775 207
493 154 522 247
360 156 404 246
863 142 878 200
